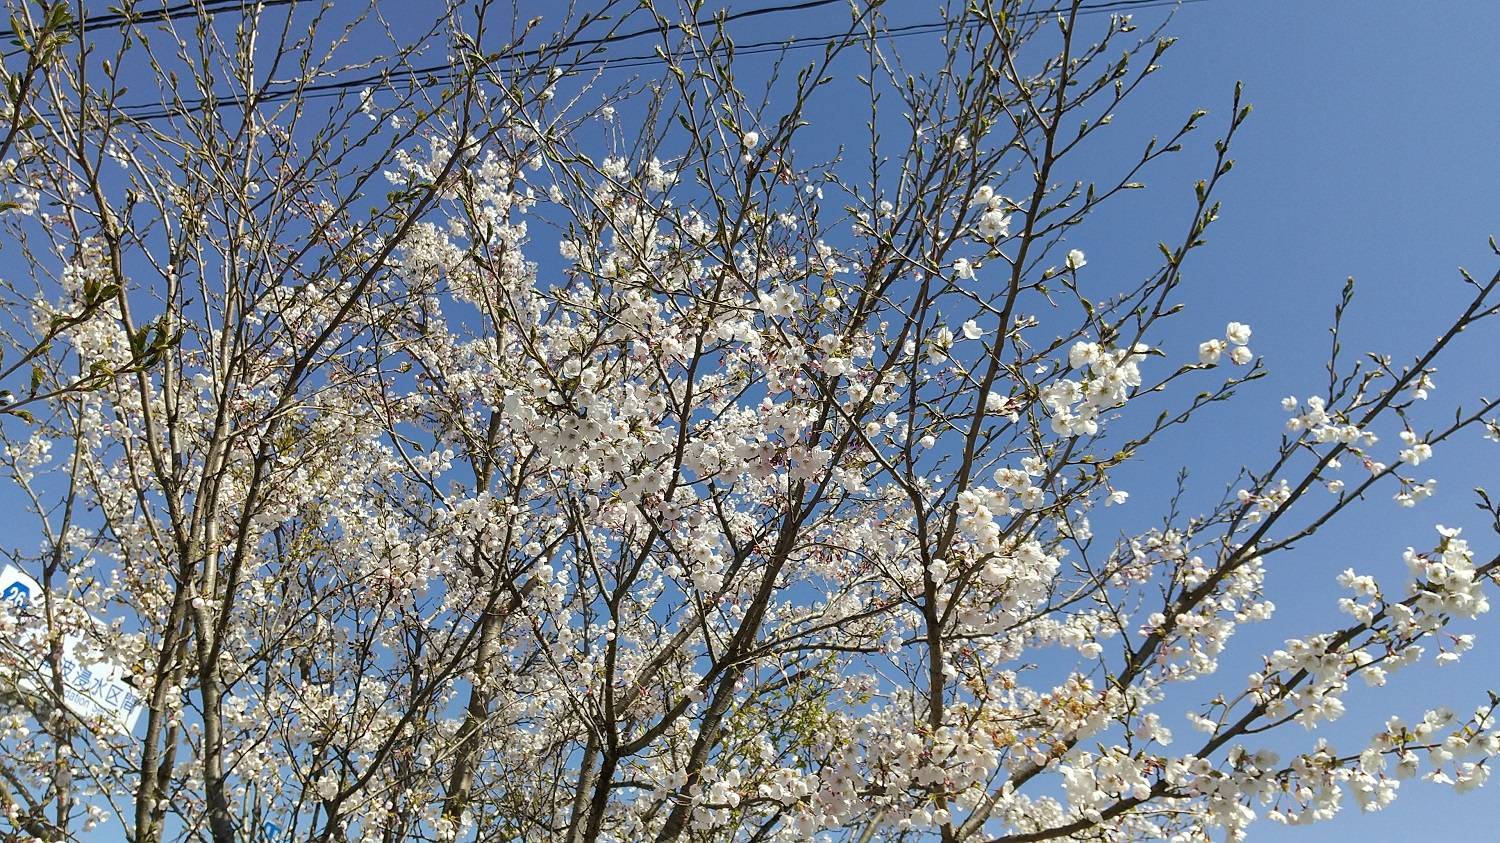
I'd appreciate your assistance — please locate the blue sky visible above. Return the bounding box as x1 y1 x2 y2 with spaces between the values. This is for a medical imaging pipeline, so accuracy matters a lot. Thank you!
1143 3 1500 837
4 0 1497 839
479 0 1500 835
694 0 1500 837
1017 0 1500 837
1061 3 1500 835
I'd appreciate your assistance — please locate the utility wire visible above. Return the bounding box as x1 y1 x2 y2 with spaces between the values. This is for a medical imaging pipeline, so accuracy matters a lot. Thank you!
1 0 294 59
582 0 1205 75
2 0 844 61
108 0 853 119
77 0 298 33
88 0 1203 122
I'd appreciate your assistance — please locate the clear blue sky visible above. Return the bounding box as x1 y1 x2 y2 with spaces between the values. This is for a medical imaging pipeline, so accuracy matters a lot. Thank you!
1091 2 1500 837
1060 3 1500 836
6 0 1497 839
692 0 1500 837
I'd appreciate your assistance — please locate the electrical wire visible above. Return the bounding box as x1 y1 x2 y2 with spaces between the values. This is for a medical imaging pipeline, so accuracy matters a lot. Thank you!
77 0 299 32
47 0 1206 122
96 0 855 119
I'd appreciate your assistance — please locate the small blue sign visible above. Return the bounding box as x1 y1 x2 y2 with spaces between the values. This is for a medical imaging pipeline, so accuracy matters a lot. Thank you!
1 580 31 609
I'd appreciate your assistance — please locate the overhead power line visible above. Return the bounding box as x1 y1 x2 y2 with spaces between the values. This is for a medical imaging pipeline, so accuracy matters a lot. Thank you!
3 0 843 62
86 0 1203 122
576 0 1206 76
0 0 295 59
77 0 298 33
108 0 852 119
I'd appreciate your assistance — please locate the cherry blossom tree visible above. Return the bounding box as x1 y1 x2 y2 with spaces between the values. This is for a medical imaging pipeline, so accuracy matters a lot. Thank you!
1 0 1498 841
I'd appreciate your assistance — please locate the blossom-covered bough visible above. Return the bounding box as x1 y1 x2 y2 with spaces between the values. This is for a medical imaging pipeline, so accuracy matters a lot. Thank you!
0 0 1497 840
